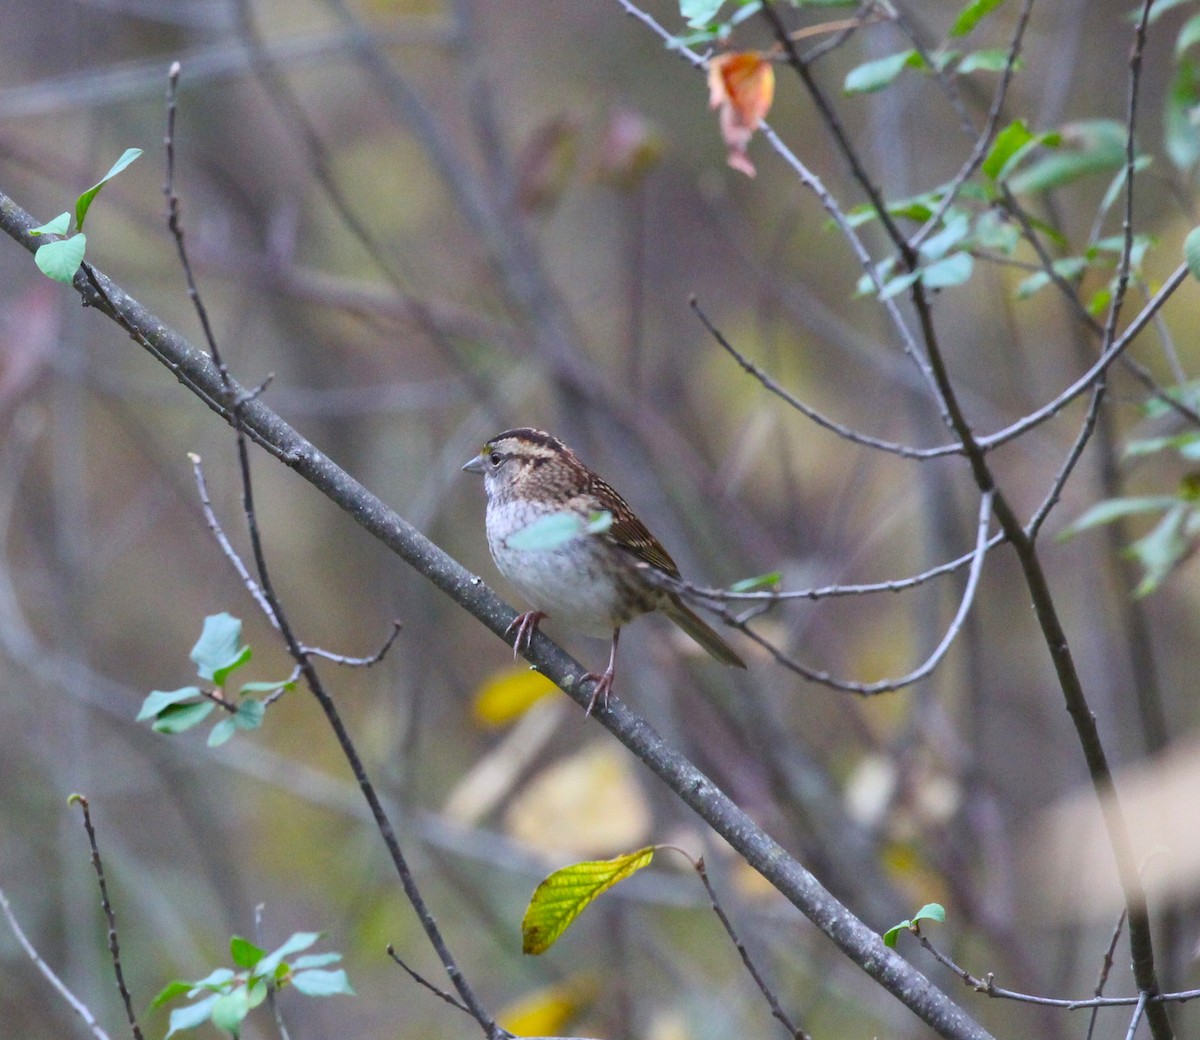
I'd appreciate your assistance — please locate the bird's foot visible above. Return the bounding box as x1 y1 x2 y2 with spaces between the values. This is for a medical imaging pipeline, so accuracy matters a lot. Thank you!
505 611 546 658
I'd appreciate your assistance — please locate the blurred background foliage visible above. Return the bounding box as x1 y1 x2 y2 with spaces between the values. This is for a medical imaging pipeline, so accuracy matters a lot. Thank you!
2 0 1200 1038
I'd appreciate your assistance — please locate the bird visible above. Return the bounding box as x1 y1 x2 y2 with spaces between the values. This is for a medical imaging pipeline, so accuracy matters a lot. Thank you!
463 428 745 715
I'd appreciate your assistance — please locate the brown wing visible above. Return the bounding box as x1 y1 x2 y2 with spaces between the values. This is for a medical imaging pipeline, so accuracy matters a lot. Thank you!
588 472 681 578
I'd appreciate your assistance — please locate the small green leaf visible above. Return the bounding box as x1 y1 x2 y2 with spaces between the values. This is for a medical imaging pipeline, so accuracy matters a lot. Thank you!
1008 119 1126 194
189 968 238 993
507 512 590 551
290 952 342 970
680 0 725 27
237 679 294 696
234 699 265 730
729 571 781 593
152 980 195 1008
210 986 251 1034
152 700 216 734
878 268 922 300
1184 226 1200 280
844 50 919 95
1165 59 1200 170
290 968 355 997
191 613 251 683
1126 504 1191 597
911 902 946 925
1177 12 1200 56
918 210 970 261
957 48 1018 74
883 902 946 947
922 251 974 289
950 0 1005 37
245 977 269 1010
137 686 203 721
585 510 613 534
206 717 238 748
75 147 142 232
29 212 71 236
1059 496 1179 539
258 932 322 976
522 847 656 955
34 235 87 283
230 936 265 970
982 119 1033 179
165 995 221 1038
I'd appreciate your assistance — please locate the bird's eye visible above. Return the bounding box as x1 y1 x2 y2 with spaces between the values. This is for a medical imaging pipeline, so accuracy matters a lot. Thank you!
489 452 502 468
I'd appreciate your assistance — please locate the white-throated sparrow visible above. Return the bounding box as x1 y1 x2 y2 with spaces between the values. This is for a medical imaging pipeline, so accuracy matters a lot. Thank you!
463 428 746 715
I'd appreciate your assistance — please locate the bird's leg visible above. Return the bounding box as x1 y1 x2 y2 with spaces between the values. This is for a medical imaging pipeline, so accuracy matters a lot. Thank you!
505 611 546 658
583 628 621 717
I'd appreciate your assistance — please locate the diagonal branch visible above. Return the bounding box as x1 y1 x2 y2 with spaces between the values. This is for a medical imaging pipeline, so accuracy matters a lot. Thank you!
0 186 993 1040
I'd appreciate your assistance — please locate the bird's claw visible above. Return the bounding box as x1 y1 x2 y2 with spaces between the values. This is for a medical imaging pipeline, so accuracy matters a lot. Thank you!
505 610 546 658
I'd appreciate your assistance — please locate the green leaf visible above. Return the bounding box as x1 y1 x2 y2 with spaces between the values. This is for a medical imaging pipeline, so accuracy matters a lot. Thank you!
1126 432 1200 460
982 119 1033 179
290 968 355 997
258 932 322 976
972 209 1018 253
29 212 71 236
237 679 294 696
1186 226 1200 281
506 512 605 551
1126 504 1191 597
188 967 238 992
290 952 342 970
34 235 87 283
230 936 265 970
245 977 269 1010
522 847 656 955
207 716 238 748
918 210 970 261
152 980 195 1008
137 687 203 721
210 986 251 1034
165 994 221 1037
152 700 216 734
191 613 251 683
1165 59 1200 170
878 268 922 300
1059 496 1179 539
1007 119 1126 194
729 571 781 593
680 0 725 26
844 51 919 95
75 147 141 232
883 902 946 947
1015 256 1088 299
957 48 1018 74
950 0 1005 37
1177 12 1200 55
922 251 974 289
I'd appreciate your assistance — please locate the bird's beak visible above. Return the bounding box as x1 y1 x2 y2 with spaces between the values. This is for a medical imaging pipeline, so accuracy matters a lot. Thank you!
462 453 486 474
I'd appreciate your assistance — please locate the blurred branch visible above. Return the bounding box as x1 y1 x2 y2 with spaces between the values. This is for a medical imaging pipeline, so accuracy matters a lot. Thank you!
0 187 993 1040
0 888 113 1040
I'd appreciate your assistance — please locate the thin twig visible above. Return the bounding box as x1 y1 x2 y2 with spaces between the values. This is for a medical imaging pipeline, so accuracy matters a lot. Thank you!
72 796 145 1040
302 620 403 666
1086 910 1128 1040
703 490 994 694
385 946 473 1016
189 452 276 624
693 856 809 1040
0 888 113 1040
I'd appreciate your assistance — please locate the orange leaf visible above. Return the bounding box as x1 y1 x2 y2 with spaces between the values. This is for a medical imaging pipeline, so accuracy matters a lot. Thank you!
707 52 775 177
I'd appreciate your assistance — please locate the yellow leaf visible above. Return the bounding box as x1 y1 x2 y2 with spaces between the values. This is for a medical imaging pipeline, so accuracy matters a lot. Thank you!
473 666 557 727
522 847 656 955
497 976 596 1036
